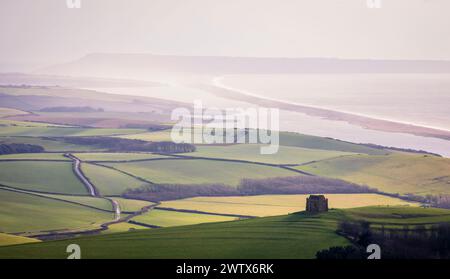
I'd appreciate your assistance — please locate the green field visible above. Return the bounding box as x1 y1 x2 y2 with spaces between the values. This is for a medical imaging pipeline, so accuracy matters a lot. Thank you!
0 119 69 127
296 153 450 195
101 222 149 235
160 194 419 217
110 197 154 213
1 206 449 259
0 189 113 234
0 210 349 259
0 186 113 211
132 209 237 227
117 130 172 142
102 159 299 186
74 152 168 162
0 153 68 161
81 163 147 195
279 132 388 155
0 125 144 137
0 136 103 152
0 233 40 247
188 144 355 165
0 161 87 194
344 206 450 228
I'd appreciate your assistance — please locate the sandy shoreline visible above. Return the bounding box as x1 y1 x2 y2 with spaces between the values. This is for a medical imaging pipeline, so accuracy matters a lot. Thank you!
194 78 450 142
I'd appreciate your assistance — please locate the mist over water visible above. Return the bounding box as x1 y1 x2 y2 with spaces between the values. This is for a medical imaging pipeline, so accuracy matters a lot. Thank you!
94 79 450 157
222 74 450 131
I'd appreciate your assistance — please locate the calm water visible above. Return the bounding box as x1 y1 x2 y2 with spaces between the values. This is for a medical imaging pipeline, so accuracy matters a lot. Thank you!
221 74 450 131
90 75 450 157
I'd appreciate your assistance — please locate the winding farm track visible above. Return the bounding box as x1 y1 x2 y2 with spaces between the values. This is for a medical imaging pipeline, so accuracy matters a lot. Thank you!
65 153 124 226
65 153 97 196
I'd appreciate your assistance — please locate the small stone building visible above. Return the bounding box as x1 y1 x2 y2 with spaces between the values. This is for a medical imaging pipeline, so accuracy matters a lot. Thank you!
306 195 328 213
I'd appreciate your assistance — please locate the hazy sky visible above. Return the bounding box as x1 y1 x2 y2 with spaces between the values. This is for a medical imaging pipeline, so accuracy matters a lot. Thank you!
1 0 450 71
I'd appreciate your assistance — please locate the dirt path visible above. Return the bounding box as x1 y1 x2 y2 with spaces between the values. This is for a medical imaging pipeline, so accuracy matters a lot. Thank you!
65 153 126 226
65 153 97 196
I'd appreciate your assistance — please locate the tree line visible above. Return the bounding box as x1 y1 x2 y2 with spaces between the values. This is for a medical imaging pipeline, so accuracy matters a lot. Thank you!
316 220 450 259
123 175 376 201
58 136 196 153
0 143 44 155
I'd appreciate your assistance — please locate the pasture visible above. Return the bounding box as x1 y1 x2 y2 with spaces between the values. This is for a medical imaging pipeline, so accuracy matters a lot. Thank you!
74 152 168 162
159 194 419 217
296 153 450 195
111 197 154 213
81 163 147 196
0 210 349 259
0 136 103 152
0 153 68 161
102 159 298 186
0 189 113 234
0 161 87 195
188 144 354 165
1 206 449 258
132 209 237 227
0 233 40 247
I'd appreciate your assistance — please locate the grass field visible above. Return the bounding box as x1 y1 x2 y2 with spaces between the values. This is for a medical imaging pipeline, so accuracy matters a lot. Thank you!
0 210 349 259
0 125 144 137
117 130 172 142
279 132 388 155
102 159 298 186
101 222 149 235
0 119 69 127
0 136 103 152
160 194 419 217
1 206 449 259
74 152 168 162
132 209 237 227
81 163 147 196
0 189 113 234
0 161 87 194
188 144 355 165
0 186 113 211
295 153 450 195
0 153 68 161
110 197 154 213
344 206 450 228
0 233 40 247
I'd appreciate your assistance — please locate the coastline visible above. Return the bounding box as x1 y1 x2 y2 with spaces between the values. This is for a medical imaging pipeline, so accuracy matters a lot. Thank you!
205 77 450 142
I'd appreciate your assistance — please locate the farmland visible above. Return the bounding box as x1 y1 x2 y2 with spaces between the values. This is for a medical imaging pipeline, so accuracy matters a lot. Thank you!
0 152 68 160
296 153 450 195
0 161 87 194
0 136 103 152
0 210 350 259
102 159 298 186
0 188 113 234
187 144 355 165
111 197 154 213
0 233 40 247
159 194 419 217
0 125 144 137
131 209 237 227
80 163 148 196
0 84 449 259
2 206 450 259
73 152 168 162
